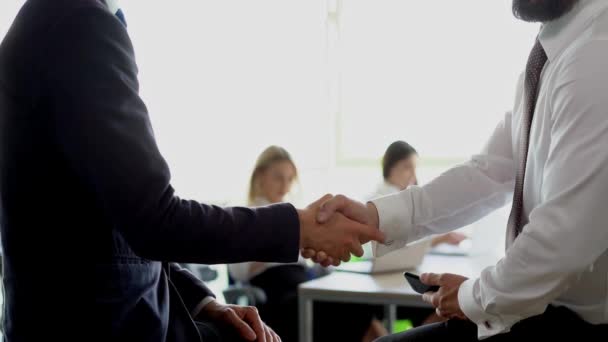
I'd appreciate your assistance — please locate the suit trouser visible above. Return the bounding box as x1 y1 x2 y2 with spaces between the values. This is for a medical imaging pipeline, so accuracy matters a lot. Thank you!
375 306 608 342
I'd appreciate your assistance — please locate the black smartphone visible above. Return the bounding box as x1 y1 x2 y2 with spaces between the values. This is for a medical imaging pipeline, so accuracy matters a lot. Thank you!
404 272 440 294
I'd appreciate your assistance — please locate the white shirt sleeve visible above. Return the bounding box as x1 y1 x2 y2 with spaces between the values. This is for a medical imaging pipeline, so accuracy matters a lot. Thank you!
371 111 515 256
458 44 608 339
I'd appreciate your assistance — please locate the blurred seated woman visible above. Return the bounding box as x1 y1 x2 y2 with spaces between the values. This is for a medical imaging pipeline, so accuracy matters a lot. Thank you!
372 141 467 248
229 146 387 342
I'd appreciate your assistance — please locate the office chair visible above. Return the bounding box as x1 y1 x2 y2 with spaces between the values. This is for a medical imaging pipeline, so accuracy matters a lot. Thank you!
179 264 218 282
222 273 267 307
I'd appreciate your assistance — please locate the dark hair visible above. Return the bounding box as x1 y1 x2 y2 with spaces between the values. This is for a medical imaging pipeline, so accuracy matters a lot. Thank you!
382 141 417 180
512 0 579 23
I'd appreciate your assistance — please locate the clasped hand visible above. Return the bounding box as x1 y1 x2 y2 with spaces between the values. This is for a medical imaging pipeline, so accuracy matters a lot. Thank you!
298 194 383 266
200 299 280 342
420 273 468 320
300 194 470 321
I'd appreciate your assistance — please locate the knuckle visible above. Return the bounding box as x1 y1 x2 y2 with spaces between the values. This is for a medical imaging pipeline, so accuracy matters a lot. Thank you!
438 274 448 283
335 194 346 204
432 296 441 308
347 238 356 249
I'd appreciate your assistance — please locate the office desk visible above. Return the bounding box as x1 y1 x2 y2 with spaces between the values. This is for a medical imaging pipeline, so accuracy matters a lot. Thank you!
298 254 500 342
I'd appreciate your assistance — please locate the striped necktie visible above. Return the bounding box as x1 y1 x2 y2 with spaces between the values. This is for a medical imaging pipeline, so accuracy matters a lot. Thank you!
505 38 547 249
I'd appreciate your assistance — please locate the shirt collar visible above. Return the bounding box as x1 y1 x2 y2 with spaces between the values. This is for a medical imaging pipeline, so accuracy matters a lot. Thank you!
539 0 608 62
104 0 120 15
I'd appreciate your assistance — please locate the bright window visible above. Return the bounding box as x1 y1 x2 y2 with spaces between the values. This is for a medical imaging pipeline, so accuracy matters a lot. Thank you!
335 0 538 162
1 1 540 272
1 1 539 203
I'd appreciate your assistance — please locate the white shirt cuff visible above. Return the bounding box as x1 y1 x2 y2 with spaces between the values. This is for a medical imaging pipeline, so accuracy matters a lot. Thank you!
458 278 508 339
191 296 216 318
370 192 415 257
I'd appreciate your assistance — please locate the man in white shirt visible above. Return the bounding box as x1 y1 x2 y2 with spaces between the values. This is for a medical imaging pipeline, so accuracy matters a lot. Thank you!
306 0 608 340
0 0 386 341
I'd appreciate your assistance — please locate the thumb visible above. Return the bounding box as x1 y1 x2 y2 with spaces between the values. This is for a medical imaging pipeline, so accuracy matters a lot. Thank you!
356 222 386 244
317 194 348 223
307 194 333 211
226 310 256 341
420 272 442 286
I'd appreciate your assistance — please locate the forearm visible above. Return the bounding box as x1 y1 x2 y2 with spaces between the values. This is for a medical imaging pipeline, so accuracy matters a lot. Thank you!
372 156 513 256
126 198 300 264
370 112 514 257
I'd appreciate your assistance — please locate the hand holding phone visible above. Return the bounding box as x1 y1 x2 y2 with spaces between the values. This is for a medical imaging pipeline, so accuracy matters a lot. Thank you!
404 272 440 294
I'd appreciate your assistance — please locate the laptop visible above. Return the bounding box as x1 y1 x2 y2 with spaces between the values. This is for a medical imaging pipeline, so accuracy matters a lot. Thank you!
337 239 431 274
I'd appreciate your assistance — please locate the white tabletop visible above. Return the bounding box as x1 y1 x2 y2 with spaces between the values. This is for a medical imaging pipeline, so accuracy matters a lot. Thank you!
297 253 502 342
299 253 501 305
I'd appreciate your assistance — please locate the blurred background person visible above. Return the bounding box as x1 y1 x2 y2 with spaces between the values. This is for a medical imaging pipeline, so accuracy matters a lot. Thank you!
373 140 419 196
229 146 387 342
229 146 305 286
371 141 467 248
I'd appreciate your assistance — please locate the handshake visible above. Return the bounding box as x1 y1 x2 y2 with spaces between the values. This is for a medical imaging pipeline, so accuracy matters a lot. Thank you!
297 194 385 267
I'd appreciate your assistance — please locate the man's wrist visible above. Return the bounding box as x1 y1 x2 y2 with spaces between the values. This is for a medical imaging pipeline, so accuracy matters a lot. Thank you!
366 202 380 229
297 209 310 248
192 297 217 318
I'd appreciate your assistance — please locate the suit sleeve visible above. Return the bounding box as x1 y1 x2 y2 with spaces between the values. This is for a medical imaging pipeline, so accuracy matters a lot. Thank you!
168 263 215 313
41 6 300 264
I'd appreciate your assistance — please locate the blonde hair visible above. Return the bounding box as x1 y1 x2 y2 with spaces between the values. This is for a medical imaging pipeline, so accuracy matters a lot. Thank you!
248 146 298 205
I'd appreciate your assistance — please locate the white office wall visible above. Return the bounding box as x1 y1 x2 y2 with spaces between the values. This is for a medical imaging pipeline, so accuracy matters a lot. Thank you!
1 1 538 254
327 0 539 201
337 0 538 160
119 0 330 206
0 1 25 38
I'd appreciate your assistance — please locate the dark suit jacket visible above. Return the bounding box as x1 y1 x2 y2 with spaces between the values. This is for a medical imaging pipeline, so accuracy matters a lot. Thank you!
0 0 300 341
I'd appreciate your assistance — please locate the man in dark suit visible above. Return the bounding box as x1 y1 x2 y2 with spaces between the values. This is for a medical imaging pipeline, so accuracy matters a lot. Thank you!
0 0 384 341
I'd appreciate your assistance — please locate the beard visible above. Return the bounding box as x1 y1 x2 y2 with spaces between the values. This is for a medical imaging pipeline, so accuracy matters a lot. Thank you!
512 0 580 22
